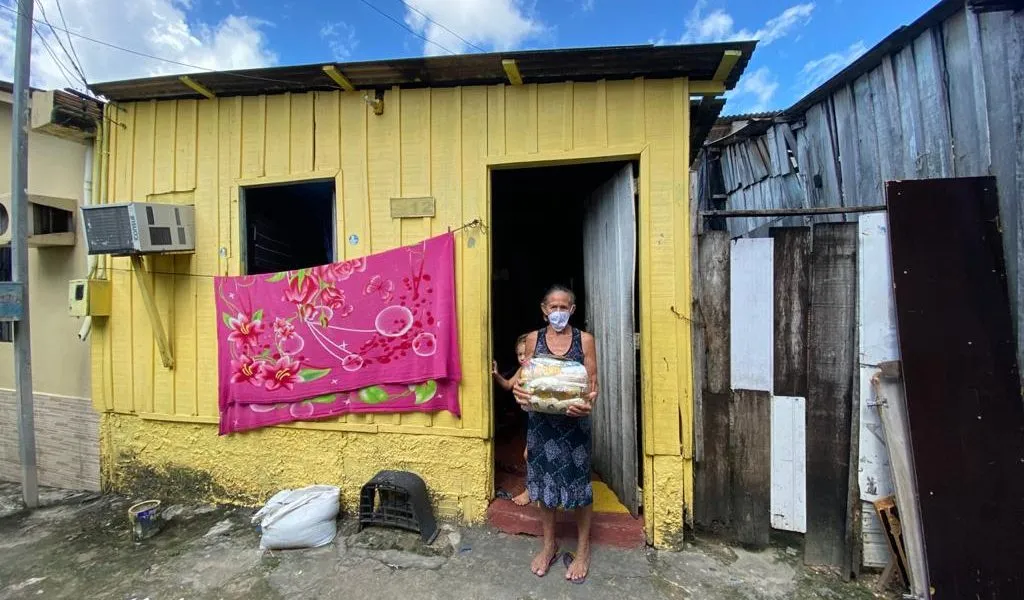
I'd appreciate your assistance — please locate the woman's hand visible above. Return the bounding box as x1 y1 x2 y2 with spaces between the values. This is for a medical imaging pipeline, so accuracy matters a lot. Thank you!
512 381 531 409
566 391 597 417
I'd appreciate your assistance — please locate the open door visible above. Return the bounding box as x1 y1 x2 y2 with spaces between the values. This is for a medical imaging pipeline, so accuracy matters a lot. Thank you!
583 163 639 515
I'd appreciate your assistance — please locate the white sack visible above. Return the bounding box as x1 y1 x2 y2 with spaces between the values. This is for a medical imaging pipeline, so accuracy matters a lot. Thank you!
251 485 340 550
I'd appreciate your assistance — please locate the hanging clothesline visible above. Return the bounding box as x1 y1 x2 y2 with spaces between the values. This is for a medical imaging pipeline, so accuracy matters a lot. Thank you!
448 218 486 234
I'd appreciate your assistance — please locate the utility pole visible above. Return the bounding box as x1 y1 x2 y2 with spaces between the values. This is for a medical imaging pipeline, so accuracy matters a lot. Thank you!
10 0 38 509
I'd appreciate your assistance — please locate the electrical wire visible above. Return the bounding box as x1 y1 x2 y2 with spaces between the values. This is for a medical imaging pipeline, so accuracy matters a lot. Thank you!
32 22 80 90
52 0 87 83
357 0 456 55
33 0 87 87
402 0 486 53
0 3 302 86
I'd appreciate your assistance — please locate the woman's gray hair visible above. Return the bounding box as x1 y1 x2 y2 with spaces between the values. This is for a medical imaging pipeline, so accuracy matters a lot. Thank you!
542 284 576 305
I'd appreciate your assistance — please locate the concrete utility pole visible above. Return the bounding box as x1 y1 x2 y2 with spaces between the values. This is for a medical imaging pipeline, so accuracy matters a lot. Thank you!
10 0 38 509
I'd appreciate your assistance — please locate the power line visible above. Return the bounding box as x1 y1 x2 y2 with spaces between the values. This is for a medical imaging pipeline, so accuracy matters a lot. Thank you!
33 0 87 87
52 0 86 83
0 3 300 86
403 1 486 53
357 0 456 55
32 22 79 90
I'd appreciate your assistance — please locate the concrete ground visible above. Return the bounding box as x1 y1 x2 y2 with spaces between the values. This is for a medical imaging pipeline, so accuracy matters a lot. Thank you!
0 483 895 600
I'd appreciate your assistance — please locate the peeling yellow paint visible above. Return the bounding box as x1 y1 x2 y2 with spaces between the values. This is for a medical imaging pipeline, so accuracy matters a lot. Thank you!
101 413 492 521
650 455 685 548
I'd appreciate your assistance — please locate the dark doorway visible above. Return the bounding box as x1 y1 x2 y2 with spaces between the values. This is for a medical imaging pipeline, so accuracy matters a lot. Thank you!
490 160 642 515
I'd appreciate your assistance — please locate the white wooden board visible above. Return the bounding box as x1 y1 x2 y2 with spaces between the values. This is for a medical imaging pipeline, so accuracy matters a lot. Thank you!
730 238 774 392
876 374 930 597
859 213 900 365
771 395 807 532
858 213 898 568
857 214 896 501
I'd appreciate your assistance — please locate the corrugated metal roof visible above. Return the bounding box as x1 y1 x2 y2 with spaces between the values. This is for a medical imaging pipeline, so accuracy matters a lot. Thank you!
690 97 727 161
717 111 781 122
89 43 755 103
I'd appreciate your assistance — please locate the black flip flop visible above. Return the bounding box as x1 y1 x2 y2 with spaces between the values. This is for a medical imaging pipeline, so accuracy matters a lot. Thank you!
533 548 561 577
562 552 588 584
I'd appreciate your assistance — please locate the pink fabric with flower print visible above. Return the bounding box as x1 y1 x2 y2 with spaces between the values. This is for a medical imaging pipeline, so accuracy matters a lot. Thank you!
216 234 461 434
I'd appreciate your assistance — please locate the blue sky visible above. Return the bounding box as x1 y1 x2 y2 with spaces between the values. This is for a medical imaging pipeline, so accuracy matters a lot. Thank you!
2 0 938 114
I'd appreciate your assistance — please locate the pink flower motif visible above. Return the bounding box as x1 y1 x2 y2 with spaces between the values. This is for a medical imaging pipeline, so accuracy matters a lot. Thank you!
336 259 364 281
298 303 317 322
227 313 264 350
273 318 296 341
315 258 367 282
283 275 318 305
320 286 347 310
261 355 302 391
230 354 265 387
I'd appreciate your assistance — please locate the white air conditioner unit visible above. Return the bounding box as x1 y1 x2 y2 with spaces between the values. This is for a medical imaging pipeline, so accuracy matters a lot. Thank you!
80 202 195 256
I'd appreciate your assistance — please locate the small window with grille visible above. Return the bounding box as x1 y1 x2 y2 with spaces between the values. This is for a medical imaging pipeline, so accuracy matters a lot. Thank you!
242 180 335 275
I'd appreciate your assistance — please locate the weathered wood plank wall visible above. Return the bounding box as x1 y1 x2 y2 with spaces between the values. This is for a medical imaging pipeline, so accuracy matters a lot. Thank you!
703 7 1024 386
696 5 1024 568
804 223 857 568
728 238 774 547
694 224 857 566
694 232 731 530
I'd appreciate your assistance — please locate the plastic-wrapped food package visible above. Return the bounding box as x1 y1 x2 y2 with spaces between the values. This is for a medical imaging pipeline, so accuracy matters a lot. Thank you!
519 356 589 414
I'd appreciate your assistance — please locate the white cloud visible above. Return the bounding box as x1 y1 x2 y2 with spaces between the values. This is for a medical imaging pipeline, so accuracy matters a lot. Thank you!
798 40 867 93
321 21 358 61
402 0 544 56
756 4 816 44
581 0 595 12
725 66 779 113
680 1 815 45
0 0 278 91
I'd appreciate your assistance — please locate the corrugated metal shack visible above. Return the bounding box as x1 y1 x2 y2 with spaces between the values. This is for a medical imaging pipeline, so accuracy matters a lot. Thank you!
689 0 1024 582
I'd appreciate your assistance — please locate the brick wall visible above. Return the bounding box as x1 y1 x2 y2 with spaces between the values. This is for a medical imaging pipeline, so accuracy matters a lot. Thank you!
0 390 100 491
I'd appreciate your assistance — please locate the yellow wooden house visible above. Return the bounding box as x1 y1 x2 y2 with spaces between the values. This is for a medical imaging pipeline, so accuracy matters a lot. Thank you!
87 43 753 547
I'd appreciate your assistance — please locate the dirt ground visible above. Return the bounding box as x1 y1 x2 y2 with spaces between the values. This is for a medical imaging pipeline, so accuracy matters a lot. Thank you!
0 483 896 600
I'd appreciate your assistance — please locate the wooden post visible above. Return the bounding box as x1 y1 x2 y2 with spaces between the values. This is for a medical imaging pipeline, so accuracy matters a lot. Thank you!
130 255 174 369
694 232 731 530
804 222 857 567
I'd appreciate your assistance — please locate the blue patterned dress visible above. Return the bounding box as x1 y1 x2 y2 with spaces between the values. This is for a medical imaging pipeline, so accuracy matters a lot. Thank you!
525 327 593 510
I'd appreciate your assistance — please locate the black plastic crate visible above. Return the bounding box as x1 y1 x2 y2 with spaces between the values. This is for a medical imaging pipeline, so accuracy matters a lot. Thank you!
358 470 438 544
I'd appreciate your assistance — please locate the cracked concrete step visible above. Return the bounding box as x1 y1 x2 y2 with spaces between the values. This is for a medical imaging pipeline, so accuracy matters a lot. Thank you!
486 499 647 548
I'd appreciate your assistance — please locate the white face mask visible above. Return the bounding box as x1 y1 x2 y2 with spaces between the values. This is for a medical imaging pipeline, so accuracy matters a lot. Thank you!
547 310 571 332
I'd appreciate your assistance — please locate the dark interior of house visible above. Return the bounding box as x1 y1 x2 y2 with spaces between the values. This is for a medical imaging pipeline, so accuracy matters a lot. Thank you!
244 180 335 275
490 160 632 497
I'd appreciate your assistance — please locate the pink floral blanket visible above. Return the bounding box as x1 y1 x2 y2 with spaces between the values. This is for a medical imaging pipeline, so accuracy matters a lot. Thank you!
216 234 461 434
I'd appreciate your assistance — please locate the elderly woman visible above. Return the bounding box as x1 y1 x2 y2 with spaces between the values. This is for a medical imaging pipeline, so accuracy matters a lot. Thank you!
512 284 598 583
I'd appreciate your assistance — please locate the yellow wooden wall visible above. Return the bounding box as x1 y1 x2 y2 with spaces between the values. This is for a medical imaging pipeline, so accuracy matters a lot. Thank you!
92 77 695 543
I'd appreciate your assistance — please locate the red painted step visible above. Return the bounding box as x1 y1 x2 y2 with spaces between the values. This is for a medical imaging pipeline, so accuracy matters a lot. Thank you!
487 499 647 549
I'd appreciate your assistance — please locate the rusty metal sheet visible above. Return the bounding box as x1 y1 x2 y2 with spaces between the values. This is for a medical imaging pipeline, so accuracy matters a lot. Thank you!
886 176 1024 599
